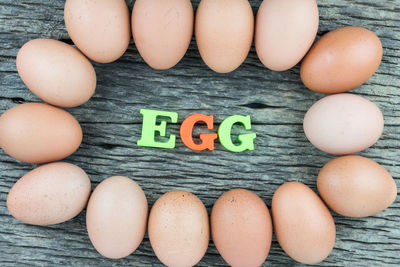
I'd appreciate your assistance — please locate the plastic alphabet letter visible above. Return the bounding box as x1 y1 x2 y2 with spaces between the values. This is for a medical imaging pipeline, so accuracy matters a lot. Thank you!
218 115 256 152
180 114 218 151
137 109 178 149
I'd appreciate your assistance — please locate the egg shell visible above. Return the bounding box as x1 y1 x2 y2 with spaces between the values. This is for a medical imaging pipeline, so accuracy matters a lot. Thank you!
0 103 82 164
7 162 91 225
303 93 384 155
132 0 194 70
195 0 254 73
16 39 96 108
255 0 319 71
272 182 336 264
86 176 148 259
211 189 272 267
64 0 131 63
301 26 383 94
317 155 397 217
148 190 209 267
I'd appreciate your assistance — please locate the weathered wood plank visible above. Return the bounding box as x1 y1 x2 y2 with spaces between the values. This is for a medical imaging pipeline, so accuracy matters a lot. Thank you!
0 0 399 266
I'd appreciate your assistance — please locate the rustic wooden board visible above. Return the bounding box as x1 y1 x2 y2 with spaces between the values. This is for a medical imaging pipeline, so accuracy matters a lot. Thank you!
0 0 399 266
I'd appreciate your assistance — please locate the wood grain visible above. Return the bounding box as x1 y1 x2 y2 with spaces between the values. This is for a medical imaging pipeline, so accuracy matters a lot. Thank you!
0 0 399 266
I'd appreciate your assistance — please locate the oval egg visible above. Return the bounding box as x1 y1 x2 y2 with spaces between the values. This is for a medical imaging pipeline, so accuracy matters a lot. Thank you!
16 39 96 108
7 162 91 225
318 155 397 217
0 103 82 164
303 93 384 155
148 190 209 267
132 0 193 70
301 26 383 93
86 176 148 259
64 0 131 63
195 0 254 73
211 189 272 267
255 0 319 71
272 182 336 264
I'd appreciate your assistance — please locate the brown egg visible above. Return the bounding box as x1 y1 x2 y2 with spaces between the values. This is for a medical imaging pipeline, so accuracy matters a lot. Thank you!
148 190 209 267
86 176 148 259
211 189 272 267
301 26 383 93
272 182 336 264
255 0 319 71
318 155 397 217
0 103 82 164
16 39 96 108
195 0 254 73
7 162 91 225
132 0 194 70
64 0 131 63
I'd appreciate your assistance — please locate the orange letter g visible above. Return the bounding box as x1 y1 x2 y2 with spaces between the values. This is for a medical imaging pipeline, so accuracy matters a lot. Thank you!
180 114 218 151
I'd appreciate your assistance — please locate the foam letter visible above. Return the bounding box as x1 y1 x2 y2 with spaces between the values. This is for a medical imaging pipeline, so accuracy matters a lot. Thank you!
137 109 178 149
218 115 256 152
180 114 218 151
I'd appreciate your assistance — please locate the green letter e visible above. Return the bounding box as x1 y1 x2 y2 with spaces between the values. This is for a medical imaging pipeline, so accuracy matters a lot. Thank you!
137 109 178 149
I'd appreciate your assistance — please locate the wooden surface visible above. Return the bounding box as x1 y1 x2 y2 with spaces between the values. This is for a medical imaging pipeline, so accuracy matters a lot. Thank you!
0 0 399 266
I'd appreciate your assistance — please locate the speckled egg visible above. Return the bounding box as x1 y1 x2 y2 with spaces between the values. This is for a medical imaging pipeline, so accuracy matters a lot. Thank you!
7 162 91 225
211 189 273 267
148 190 209 267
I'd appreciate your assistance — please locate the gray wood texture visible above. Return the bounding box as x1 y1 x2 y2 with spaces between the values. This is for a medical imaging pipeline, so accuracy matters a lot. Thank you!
0 0 399 266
